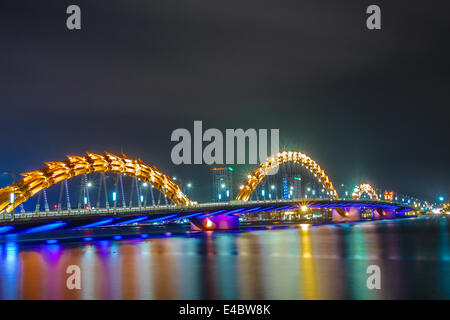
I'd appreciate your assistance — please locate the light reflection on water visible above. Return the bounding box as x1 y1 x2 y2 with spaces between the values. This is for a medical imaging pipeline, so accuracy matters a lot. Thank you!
0 217 449 299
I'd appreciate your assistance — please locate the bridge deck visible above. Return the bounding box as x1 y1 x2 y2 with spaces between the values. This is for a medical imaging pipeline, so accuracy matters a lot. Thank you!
0 199 414 225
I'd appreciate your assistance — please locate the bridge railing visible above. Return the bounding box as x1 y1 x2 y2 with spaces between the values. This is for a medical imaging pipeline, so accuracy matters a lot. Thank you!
0 200 279 220
0 198 417 222
0 206 166 220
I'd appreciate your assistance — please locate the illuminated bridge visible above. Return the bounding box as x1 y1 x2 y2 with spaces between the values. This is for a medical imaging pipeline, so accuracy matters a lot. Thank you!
0 151 422 236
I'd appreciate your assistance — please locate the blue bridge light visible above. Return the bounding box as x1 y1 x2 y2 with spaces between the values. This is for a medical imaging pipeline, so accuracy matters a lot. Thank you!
22 221 67 234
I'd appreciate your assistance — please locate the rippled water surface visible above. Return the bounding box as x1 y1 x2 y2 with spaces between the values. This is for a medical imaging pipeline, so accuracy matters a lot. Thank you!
0 216 449 299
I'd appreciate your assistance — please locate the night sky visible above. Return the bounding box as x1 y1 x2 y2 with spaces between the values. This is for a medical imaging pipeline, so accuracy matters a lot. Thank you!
1 1 449 203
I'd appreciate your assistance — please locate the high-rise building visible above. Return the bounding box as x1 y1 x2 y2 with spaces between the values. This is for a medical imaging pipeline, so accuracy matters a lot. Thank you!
282 174 302 200
211 167 233 202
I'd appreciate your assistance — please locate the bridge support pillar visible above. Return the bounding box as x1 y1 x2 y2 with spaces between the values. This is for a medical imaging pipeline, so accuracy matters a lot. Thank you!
190 214 239 231
332 207 361 223
372 208 396 220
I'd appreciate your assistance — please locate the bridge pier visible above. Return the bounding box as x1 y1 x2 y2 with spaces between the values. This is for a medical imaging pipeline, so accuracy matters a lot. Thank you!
190 214 239 231
372 208 396 220
331 207 361 223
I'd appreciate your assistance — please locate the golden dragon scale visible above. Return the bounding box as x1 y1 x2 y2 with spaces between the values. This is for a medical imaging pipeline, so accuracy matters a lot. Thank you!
0 152 193 213
236 150 339 201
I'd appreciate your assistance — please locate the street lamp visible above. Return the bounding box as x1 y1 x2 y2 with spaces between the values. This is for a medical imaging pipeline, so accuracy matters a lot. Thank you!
8 192 15 219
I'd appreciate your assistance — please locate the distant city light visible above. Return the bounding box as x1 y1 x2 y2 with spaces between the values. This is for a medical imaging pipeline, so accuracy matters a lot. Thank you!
300 224 310 231
87 182 92 187
143 182 148 187
112 192 117 201
187 183 192 188
439 196 445 202
205 218 214 229
301 205 308 212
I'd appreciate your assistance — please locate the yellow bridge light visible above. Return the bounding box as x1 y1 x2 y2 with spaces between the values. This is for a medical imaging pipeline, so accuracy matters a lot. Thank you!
352 183 379 200
300 224 310 231
235 150 338 201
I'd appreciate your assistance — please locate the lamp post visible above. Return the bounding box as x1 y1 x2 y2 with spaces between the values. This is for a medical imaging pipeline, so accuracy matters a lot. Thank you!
9 192 15 221
184 182 192 198
271 185 276 200
10 172 16 220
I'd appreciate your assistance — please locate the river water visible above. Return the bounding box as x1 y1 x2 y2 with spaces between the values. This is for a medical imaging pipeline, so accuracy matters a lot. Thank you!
0 216 449 299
